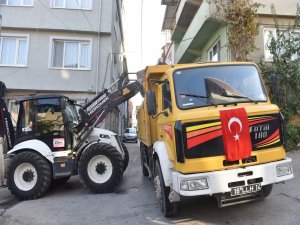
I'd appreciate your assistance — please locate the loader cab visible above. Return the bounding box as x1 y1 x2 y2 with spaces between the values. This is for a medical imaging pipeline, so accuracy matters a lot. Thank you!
15 95 79 151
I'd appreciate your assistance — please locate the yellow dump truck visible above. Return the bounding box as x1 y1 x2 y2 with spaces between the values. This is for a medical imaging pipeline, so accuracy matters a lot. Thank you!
137 62 294 217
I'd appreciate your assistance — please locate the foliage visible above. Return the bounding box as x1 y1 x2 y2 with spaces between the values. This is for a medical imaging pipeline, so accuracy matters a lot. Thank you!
213 0 262 61
259 4 300 151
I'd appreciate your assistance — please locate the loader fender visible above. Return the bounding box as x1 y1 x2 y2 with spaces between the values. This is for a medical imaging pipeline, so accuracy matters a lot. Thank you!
153 141 173 187
7 139 54 163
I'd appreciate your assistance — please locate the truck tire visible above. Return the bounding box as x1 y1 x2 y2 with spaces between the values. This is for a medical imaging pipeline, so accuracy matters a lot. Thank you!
261 184 273 198
7 151 52 200
78 143 124 193
121 143 129 171
140 143 149 177
154 160 178 217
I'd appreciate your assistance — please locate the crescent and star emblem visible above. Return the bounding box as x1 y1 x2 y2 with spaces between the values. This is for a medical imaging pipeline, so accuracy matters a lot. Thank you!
228 117 243 141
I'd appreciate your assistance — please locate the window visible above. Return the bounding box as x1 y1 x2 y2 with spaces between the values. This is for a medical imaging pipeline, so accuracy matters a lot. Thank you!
162 82 172 111
50 37 92 70
263 28 276 61
0 0 34 6
263 28 300 61
51 0 92 10
208 39 220 62
0 35 29 66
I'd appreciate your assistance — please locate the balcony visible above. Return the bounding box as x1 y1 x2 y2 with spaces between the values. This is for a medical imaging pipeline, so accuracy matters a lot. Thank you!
174 0 225 63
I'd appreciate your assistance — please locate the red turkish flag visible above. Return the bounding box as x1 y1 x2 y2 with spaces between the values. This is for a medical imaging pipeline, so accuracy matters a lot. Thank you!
219 108 252 161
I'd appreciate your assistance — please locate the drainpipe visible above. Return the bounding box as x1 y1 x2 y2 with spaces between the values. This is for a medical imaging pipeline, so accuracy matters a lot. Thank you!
96 0 103 93
0 137 4 186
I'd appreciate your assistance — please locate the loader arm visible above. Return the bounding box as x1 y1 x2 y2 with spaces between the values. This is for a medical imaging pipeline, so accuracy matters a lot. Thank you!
0 81 15 151
74 74 142 149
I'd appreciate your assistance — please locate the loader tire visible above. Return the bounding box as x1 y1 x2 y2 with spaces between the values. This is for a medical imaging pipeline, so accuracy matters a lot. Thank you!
121 143 129 172
78 143 124 193
7 151 52 200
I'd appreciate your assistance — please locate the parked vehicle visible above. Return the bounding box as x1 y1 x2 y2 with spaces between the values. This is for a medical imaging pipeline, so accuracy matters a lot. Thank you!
123 128 138 143
137 63 294 217
0 74 141 200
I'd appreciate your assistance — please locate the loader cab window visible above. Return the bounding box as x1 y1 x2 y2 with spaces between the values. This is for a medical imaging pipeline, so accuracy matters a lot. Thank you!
17 98 64 138
63 100 79 129
36 98 64 133
162 82 172 112
17 100 35 137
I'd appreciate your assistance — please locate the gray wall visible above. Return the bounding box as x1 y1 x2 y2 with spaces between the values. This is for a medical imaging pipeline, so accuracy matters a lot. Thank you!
0 29 114 93
1 0 112 33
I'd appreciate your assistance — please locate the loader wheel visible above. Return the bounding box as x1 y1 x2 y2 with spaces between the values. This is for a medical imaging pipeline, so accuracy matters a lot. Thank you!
78 143 124 193
121 143 129 172
154 160 178 217
261 184 273 198
7 151 52 200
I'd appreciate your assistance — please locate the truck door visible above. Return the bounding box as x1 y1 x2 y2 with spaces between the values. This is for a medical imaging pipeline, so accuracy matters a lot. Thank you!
157 81 174 158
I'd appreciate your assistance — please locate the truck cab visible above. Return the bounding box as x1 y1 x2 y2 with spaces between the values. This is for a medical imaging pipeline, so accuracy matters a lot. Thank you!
137 62 294 216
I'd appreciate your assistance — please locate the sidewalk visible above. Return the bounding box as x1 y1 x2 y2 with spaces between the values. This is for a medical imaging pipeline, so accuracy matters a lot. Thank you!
0 186 17 216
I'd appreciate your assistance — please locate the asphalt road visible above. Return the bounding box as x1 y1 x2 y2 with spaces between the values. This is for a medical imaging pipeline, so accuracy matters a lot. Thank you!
0 143 299 225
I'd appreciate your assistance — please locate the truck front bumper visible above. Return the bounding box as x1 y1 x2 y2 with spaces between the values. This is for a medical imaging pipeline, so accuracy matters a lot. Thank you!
172 158 293 197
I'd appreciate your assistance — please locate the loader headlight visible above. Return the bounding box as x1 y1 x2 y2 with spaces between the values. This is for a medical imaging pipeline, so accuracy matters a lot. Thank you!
180 178 208 191
276 164 292 177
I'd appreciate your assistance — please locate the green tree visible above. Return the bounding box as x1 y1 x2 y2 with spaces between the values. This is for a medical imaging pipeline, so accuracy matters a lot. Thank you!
259 5 300 151
213 0 262 61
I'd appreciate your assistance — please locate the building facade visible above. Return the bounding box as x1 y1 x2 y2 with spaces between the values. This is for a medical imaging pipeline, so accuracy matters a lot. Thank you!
161 0 299 64
0 0 128 135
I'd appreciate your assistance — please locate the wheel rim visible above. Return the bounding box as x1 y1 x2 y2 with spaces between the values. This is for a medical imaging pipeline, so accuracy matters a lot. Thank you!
87 155 113 184
14 163 37 191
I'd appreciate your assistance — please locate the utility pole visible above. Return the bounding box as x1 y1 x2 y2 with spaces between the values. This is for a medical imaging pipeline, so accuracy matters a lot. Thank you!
140 0 143 68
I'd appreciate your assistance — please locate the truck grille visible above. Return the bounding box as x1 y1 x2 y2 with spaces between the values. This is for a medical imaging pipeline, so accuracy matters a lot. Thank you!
182 113 282 159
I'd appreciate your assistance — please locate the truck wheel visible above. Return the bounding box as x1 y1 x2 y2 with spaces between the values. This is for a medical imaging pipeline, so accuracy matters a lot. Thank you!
140 143 149 177
78 143 124 193
261 184 273 198
154 160 178 217
7 151 52 200
121 143 129 171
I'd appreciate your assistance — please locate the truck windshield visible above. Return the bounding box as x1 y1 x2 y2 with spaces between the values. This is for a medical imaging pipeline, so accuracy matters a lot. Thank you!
173 65 267 109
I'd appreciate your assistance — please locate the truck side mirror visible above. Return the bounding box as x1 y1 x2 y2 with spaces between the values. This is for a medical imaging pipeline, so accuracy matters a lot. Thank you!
146 90 157 116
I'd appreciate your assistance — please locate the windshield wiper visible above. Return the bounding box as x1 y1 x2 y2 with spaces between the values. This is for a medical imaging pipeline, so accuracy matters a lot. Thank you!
221 93 257 104
179 93 217 107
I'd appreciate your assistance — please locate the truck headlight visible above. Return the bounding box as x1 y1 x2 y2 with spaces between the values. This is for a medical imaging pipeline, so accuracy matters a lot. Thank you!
276 164 292 177
180 178 208 191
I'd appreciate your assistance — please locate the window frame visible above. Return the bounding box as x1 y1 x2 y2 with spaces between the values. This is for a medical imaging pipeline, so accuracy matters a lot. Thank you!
263 27 300 62
207 39 221 62
162 81 172 112
50 0 92 10
0 33 29 67
48 36 92 70
0 0 34 7
263 28 277 62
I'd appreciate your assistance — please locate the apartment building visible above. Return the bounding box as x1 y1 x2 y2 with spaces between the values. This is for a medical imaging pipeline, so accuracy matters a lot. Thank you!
0 0 128 135
161 0 299 63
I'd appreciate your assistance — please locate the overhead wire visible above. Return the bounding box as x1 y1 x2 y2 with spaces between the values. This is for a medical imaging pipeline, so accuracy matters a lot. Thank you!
37 0 72 30
74 0 96 32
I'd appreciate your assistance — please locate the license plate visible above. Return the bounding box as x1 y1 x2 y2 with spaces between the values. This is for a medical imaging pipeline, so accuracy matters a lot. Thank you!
230 183 261 196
